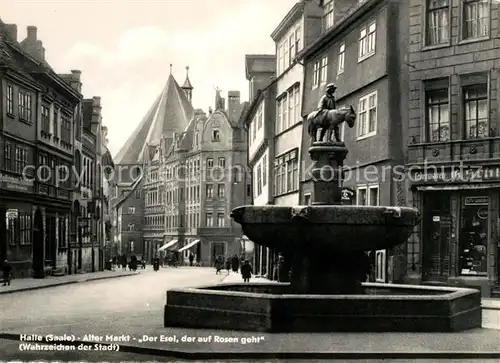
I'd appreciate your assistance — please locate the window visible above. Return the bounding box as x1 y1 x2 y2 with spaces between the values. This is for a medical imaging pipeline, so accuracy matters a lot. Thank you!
312 61 320 88
338 43 345 75
304 193 311 205
53 107 59 137
277 26 301 75
212 129 220 142
274 149 299 196
206 184 214 198
463 82 488 139
459 195 488 276
425 84 450 142
462 0 489 39
276 98 282 132
6 213 18 245
21 213 32 245
320 57 328 85
6 84 14 115
128 223 135 231
14 146 28 174
277 44 284 74
357 91 377 139
256 103 263 130
18 90 32 121
41 105 50 134
294 27 301 57
294 85 301 124
128 207 135 214
426 0 450 45
356 185 379 206
207 158 214 168
217 213 225 227
130 241 134 252
277 84 300 133
359 22 376 60
256 163 263 196
324 0 334 29
218 157 226 168
217 184 225 198
61 114 71 143
205 213 213 227
288 33 295 66
262 154 267 187
3 142 12 171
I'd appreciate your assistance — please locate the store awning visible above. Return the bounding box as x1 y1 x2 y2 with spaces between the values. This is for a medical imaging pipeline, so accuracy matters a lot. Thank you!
158 239 178 252
416 183 500 191
178 239 201 252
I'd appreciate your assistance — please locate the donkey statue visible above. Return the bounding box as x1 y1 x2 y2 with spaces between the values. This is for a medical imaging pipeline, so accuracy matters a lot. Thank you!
306 105 356 143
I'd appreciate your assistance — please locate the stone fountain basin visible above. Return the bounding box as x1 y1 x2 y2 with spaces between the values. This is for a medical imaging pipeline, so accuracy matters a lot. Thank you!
164 283 481 332
230 205 421 252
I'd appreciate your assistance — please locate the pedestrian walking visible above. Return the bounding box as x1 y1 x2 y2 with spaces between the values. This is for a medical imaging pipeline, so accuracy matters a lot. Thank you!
2 259 13 286
241 260 252 283
225 257 231 275
189 252 194 267
214 256 222 275
231 254 239 273
121 255 127 271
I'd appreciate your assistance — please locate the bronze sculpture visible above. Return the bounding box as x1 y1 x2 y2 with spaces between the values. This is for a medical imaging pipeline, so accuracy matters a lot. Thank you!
306 84 356 143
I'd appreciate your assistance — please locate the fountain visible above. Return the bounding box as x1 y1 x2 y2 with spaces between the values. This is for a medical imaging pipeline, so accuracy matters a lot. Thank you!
164 103 482 333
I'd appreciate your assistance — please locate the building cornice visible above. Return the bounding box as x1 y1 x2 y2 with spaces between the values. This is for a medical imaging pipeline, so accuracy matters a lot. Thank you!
270 2 305 41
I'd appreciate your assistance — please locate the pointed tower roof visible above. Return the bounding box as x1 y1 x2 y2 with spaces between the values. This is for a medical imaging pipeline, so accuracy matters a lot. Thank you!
114 73 194 165
182 66 193 90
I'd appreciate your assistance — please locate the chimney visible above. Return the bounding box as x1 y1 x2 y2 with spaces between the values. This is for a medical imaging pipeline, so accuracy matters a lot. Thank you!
208 106 213 115
71 70 82 82
5 24 17 41
227 90 241 123
27 26 37 41
67 70 82 93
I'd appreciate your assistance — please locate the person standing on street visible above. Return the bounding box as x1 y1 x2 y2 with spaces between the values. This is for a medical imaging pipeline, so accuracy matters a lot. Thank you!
189 252 194 267
2 259 13 286
241 260 253 283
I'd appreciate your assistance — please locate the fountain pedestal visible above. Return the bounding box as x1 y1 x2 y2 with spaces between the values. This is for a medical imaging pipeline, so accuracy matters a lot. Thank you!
289 141 369 294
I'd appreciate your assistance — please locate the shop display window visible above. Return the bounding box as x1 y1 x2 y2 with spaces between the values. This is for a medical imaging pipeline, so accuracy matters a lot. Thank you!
459 195 488 276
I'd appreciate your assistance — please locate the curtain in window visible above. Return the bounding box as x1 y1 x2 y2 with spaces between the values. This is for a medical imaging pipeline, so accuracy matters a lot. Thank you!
428 2 449 44
464 0 489 38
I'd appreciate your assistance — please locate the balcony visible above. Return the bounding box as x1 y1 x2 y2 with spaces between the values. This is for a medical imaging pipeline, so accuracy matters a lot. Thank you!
407 137 500 165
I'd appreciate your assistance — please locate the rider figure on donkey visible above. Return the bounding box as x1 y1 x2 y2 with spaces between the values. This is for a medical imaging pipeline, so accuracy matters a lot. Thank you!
317 83 337 116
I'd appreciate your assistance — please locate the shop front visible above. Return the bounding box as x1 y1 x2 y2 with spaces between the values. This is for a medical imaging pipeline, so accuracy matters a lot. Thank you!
0 172 36 278
410 166 500 296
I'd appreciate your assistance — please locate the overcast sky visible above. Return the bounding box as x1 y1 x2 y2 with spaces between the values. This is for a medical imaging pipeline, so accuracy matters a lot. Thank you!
3 0 296 156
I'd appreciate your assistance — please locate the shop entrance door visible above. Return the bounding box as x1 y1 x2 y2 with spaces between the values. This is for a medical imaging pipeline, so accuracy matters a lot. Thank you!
422 192 452 281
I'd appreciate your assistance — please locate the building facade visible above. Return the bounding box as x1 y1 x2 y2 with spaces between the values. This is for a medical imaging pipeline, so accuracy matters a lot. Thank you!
142 144 165 262
0 21 109 277
0 23 82 278
271 0 322 206
297 0 409 283
405 0 500 295
113 68 248 266
243 54 277 276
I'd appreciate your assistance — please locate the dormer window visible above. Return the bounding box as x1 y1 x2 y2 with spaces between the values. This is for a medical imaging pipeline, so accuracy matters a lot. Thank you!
212 129 220 142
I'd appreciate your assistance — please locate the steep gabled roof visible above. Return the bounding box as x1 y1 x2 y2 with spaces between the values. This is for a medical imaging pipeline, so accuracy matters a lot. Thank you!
114 74 194 165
